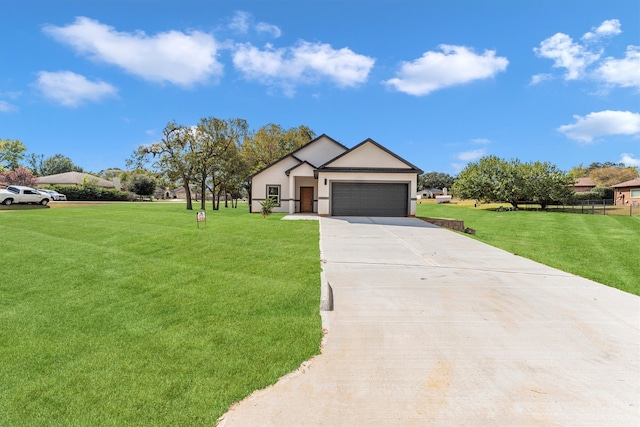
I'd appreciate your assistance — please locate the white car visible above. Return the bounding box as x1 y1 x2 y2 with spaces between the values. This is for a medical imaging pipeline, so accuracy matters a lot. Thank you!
0 185 50 205
38 189 67 201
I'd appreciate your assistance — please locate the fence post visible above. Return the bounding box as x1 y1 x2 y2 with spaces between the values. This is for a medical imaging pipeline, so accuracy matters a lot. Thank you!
603 199 606 215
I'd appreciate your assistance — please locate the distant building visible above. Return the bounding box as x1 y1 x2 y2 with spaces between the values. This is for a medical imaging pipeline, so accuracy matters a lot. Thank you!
573 177 596 192
612 178 640 206
36 172 117 189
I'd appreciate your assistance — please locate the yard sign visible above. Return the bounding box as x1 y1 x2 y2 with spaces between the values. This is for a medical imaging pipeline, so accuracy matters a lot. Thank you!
197 211 206 228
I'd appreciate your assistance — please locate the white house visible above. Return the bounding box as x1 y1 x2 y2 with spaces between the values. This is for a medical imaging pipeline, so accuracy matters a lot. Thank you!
249 134 423 217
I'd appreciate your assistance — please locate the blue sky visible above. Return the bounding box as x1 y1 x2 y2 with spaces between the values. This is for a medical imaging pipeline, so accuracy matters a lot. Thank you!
2 0 639 175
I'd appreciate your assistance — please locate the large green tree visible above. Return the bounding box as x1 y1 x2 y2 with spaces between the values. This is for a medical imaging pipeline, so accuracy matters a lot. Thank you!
141 121 198 210
27 153 83 176
452 156 573 208
241 124 315 174
418 172 454 190
0 138 27 171
194 117 248 210
126 173 157 199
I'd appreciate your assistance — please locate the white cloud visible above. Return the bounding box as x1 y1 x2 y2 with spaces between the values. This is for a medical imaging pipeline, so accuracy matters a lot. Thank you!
595 46 640 89
35 70 117 107
0 100 17 112
228 11 250 33
456 149 486 161
619 153 640 167
557 110 640 143
384 45 508 96
533 19 639 90
43 16 223 87
530 73 553 85
534 32 600 80
582 19 622 41
256 22 281 38
232 41 375 95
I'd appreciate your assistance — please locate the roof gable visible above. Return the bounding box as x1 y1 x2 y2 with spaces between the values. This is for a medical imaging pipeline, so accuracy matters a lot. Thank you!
249 133 347 179
318 138 422 172
612 178 640 188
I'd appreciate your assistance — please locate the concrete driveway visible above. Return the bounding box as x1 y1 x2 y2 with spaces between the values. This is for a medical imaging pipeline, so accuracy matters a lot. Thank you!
219 217 640 426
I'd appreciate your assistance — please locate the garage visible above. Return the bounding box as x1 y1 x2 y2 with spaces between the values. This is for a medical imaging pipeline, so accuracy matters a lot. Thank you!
331 182 409 216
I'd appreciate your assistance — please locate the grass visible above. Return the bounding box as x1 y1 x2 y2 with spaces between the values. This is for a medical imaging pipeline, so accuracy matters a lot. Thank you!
417 200 640 296
0 202 322 426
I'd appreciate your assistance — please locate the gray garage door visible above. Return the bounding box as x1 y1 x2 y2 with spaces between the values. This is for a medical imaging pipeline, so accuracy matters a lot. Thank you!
331 182 408 216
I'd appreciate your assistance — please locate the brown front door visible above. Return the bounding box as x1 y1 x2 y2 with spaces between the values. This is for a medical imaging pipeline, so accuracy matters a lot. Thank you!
300 187 314 212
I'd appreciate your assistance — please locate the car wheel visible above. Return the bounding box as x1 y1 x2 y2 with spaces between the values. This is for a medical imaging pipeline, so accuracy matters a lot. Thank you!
40 199 49 206
3 199 13 205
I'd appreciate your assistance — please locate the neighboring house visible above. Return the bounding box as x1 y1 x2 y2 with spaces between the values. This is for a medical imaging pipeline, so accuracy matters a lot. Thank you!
612 178 640 206
250 134 423 217
416 188 444 199
36 172 116 188
573 177 596 192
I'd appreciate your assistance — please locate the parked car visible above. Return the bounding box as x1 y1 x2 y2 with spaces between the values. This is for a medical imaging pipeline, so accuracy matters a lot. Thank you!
0 185 50 205
38 189 67 201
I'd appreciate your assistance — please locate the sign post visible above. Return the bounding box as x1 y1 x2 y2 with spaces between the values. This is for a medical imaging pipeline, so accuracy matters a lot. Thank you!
197 211 206 228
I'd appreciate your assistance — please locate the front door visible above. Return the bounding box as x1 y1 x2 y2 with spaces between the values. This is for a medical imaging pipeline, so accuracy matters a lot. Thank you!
300 187 314 212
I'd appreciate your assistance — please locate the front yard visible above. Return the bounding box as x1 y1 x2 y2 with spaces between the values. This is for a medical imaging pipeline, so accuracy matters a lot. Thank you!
0 203 322 426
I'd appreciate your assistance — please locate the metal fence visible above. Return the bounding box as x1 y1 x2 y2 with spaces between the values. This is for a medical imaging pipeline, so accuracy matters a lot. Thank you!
521 199 640 216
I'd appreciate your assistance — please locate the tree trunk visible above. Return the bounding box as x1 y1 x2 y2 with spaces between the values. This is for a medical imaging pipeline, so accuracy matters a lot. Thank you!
183 182 193 210
200 180 206 210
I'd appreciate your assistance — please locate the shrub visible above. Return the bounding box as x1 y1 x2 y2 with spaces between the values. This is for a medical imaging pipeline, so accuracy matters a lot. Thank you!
50 185 129 201
590 187 614 200
259 198 277 218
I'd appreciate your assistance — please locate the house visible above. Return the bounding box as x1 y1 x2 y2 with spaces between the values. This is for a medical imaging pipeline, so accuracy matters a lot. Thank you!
416 188 444 199
573 177 596 192
250 134 423 216
36 172 116 189
612 178 640 206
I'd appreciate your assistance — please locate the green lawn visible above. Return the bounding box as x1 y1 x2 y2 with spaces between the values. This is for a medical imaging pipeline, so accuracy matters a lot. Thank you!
0 203 322 426
417 201 640 296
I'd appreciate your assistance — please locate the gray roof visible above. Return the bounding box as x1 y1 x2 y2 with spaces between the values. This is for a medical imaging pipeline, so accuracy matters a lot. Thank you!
36 172 115 188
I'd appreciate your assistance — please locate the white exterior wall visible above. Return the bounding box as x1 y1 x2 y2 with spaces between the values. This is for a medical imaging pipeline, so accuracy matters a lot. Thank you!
250 157 299 213
327 142 408 168
294 135 347 166
317 172 419 216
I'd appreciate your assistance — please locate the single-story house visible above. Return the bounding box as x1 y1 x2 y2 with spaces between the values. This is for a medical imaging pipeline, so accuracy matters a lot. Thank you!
36 172 116 189
250 134 423 217
612 178 640 206
573 177 596 192
416 188 444 199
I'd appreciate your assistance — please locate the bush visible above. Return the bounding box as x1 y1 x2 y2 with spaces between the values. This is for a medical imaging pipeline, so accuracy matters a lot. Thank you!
49 185 129 201
590 187 614 200
259 198 277 218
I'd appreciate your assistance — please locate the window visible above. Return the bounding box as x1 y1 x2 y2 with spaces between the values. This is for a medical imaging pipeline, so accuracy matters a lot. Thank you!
631 189 640 198
266 185 280 206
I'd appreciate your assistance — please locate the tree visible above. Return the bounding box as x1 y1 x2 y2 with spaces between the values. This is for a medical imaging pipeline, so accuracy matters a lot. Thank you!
194 117 248 210
520 161 574 208
27 153 83 176
141 121 197 210
0 138 27 171
126 173 157 199
589 166 639 187
241 124 315 175
418 172 454 190
0 167 37 186
452 156 573 208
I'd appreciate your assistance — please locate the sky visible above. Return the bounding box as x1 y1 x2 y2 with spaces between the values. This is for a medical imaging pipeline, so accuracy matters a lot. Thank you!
1 0 639 175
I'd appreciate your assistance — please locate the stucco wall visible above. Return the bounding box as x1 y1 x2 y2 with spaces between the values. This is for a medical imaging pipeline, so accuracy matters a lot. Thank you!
294 136 347 166
326 142 409 168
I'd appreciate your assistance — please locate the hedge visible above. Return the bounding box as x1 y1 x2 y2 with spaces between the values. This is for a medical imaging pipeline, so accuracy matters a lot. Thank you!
46 185 130 201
